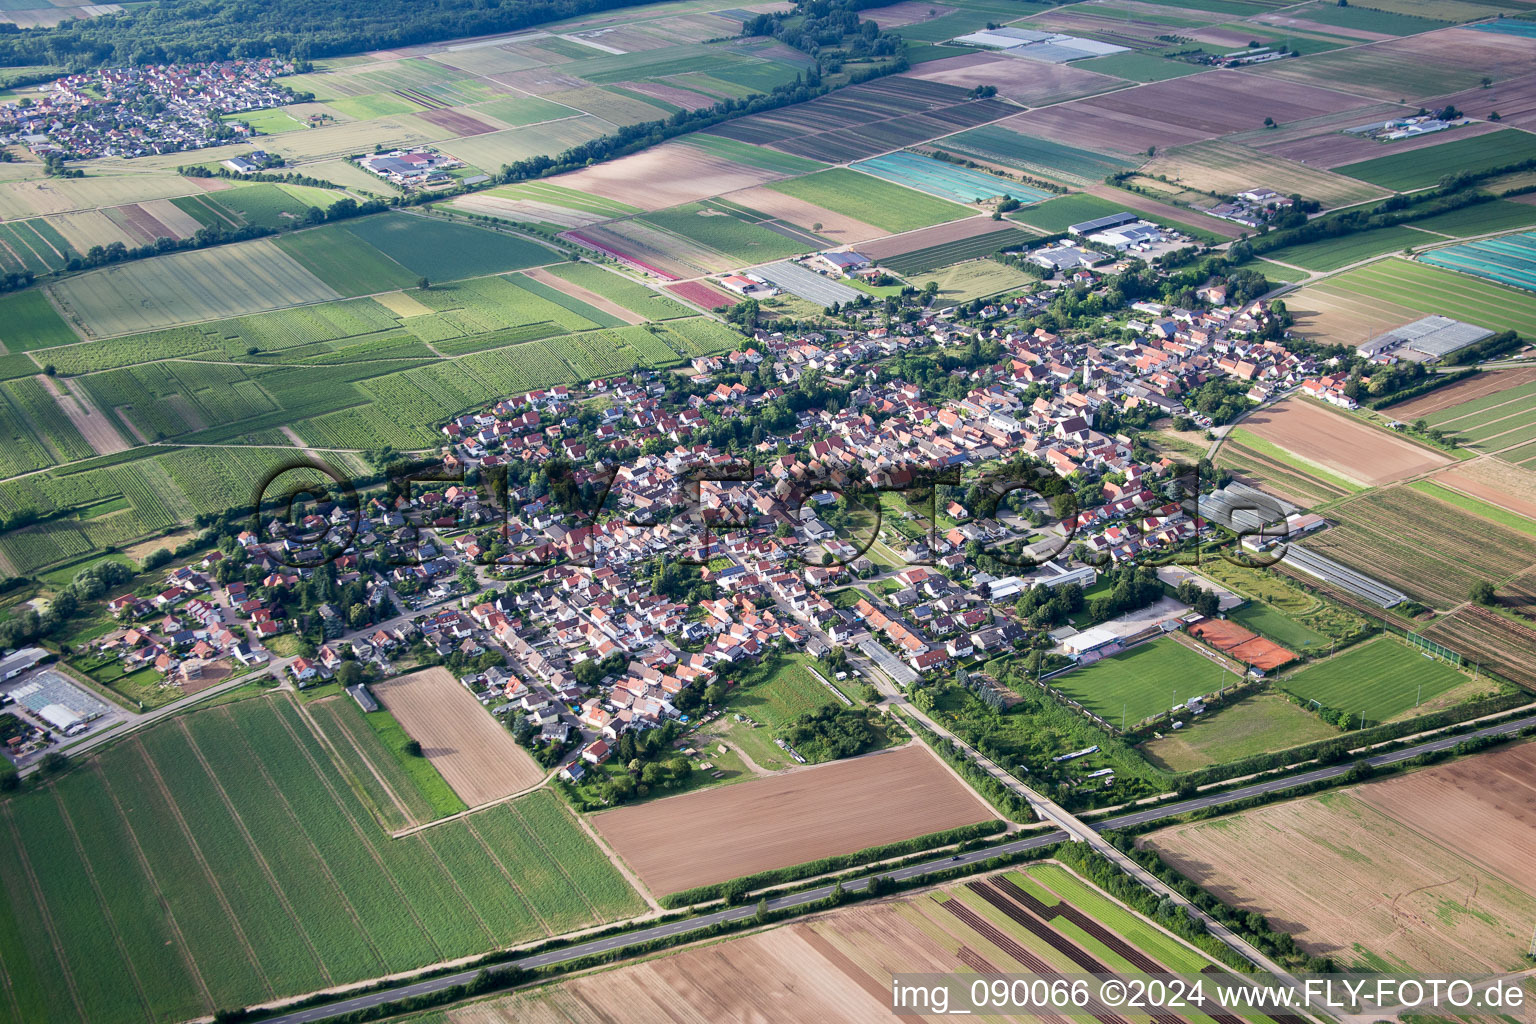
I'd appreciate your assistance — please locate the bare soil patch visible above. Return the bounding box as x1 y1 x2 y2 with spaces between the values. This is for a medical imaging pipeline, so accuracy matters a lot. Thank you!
419 107 500 136
1430 461 1536 520
592 743 996 895
372 665 545 805
1146 747 1536 972
859 0 957 27
552 144 780 211
616 81 717 111
1354 743 1536 895
522 265 646 324
1430 71 1536 131
1007 70 1369 155
726 184 883 243
1391 366 1536 419
904 52 1121 106
52 376 128 455
1243 397 1452 486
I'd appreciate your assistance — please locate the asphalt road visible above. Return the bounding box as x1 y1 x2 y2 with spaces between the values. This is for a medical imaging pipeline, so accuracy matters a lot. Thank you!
257 710 1536 1024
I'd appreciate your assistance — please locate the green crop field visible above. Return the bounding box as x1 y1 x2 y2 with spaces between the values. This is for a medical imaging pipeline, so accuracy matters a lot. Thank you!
1280 637 1467 724
470 95 581 127
1264 224 1440 271
1139 691 1341 772
205 183 320 230
49 239 341 337
640 202 808 263
941 127 1136 185
1334 131 1536 191
485 181 641 218
0 694 644 1024
766 169 970 234
1407 199 1536 237
673 133 828 174
1074 51 1204 81
0 289 78 350
1292 2 1449 34
1313 258 1536 337
274 223 417 295
544 262 694 319
227 107 311 134
1010 193 1132 234
337 213 557 282
1050 636 1232 727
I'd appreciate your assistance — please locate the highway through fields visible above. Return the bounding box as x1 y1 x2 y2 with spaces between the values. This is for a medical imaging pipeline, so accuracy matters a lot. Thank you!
257 709 1536 1024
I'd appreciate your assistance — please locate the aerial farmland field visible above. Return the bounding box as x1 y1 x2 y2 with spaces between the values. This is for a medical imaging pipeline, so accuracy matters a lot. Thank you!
767 169 972 234
0 692 645 1024
335 213 558 281
1334 129 1536 190
1236 396 1453 487
435 861 1253 1023
48 239 341 337
1284 257 1536 340
1305 485 1536 610
1147 743 1536 972
591 743 995 895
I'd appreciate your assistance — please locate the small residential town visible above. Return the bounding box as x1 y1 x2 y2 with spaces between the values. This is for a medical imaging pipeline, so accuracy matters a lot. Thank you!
0 58 295 159
39 251 1394 783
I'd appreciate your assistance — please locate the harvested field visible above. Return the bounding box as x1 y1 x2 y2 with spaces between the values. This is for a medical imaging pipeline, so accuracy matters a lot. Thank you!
547 144 780 211
1245 26 1536 103
1140 140 1384 209
1002 70 1368 156
446 191 608 228
1307 485 1536 610
1146 745 1536 972
591 743 995 895
1260 118 1500 169
1419 606 1536 687
372 666 545 806
1241 397 1451 487
1390 366 1536 419
902 52 1122 105
1187 618 1295 671
1428 460 1536 520
723 184 882 242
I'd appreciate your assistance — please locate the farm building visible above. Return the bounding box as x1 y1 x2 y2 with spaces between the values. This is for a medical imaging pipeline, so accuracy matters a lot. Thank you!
1086 221 1163 251
814 250 873 275
1356 316 1492 361
1029 244 1104 271
1069 212 1138 237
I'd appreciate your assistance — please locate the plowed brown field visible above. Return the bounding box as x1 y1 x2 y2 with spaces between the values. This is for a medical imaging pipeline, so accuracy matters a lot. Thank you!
1147 743 1536 972
373 665 545 805
592 743 996 895
1242 397 1452 486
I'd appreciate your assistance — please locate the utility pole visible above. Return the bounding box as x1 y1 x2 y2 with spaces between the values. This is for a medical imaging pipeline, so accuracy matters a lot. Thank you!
1416 680 1422 708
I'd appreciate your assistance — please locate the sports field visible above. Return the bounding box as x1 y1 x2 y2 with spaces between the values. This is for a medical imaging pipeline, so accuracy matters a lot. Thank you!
766 168 970 234
0 692 645 1024
1138 691 1340 773
850 151 1050 206
1334 130 1536 190
1050 635 1231 727
1278 636 1467 724
48 240 341 337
